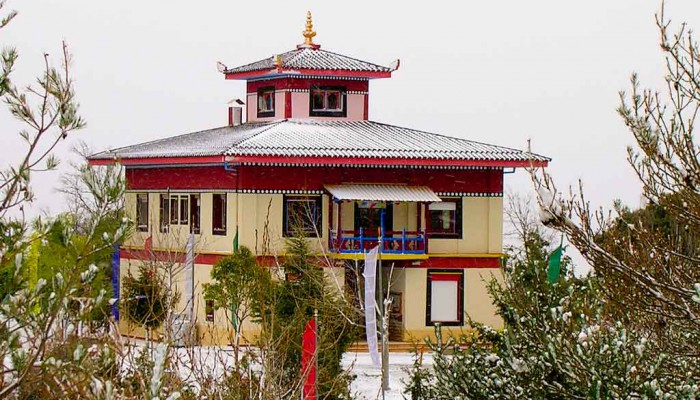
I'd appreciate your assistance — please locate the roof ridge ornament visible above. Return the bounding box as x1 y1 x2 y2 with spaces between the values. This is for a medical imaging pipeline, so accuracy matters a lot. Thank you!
298 11 321 50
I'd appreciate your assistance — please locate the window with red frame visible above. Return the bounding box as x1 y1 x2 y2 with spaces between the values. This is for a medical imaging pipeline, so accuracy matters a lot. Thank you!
309 86 346 117
136 194 149 232
257 87 275 117
212 193 227 236
283 195 322 237
428 198 462 238
425 270 464 326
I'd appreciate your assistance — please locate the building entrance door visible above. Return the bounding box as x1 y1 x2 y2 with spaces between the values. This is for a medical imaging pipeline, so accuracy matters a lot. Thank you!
354 202 393 235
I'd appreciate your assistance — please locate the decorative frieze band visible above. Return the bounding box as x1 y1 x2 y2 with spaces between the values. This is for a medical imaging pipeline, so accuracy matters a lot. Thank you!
436 192 503 197
237 162 502 171
125 189 501 197
246 88 368 95
126 189 324 195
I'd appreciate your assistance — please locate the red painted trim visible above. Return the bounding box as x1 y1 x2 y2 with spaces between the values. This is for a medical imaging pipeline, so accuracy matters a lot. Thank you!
415 257 502 269
120 250 322 268
228 155 548 168
120 248 500 269
122 249 280 266
429 273 462 281
247 77 369 93
121 248 227 265
89 156 225 167
126 165 504 193
363 93 369 120
285 91 292 118
226 69 391 80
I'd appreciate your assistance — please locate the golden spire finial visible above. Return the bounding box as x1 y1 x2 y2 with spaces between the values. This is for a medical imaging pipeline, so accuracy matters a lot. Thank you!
302 11 316 46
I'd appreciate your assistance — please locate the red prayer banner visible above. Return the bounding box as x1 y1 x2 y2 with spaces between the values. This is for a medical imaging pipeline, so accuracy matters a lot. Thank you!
301 317 317 400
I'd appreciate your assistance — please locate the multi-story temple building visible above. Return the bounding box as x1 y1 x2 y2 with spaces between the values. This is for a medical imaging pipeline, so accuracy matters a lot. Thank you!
89 13 549 343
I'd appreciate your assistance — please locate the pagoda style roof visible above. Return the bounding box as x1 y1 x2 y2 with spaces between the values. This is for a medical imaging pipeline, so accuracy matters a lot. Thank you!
222 11 394 80
223 47 393 79
89 119 549 167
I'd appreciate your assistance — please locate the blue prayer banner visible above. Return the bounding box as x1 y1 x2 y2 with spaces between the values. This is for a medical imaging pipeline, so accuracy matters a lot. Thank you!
111 244 120 320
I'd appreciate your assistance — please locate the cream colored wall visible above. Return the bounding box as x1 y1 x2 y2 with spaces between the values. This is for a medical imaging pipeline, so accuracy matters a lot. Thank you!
392 202 407 232
119 256 261 343
340 201 354 231
429 197 503 254
401 267 503 341
237 193 329 255
402 268 427 335
125 193 502 256
124 192 238 254
125 192 330 255
464 269 503 327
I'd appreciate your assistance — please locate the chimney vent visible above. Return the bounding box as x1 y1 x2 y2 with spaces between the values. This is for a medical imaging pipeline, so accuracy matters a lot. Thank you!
228 98 245 126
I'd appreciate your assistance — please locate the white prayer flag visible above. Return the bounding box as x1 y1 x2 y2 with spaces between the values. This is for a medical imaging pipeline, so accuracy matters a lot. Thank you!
363 246 381 368
184 233 195 322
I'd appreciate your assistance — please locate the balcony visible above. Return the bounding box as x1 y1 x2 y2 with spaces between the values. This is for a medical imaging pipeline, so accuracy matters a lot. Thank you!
324 183 444 258
329 228 427 254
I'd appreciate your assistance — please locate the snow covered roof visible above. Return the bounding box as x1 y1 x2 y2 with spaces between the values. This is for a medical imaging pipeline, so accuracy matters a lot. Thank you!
224 48 392 79
89 119 549 165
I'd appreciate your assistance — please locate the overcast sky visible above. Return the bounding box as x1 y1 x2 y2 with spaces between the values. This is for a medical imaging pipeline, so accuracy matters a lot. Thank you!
3 1 700 241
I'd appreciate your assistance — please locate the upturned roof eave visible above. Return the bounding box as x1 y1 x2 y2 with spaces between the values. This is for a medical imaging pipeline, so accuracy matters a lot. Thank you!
223 68 392 80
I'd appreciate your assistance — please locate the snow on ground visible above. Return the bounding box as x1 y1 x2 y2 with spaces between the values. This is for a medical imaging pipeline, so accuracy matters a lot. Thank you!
124 338 431 399
343 351 433 400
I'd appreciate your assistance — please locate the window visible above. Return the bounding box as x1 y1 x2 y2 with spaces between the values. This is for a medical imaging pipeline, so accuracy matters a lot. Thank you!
283 195 322 237
166 194 190 226
179 196 189 226
309 86 346 117
136 194 149 232
169 196 179 224
159 194 169 233
426 270 464 326
190 194 200 234
428 198 462 238
205 299 215 322
212 193 227 236
257 87 275 118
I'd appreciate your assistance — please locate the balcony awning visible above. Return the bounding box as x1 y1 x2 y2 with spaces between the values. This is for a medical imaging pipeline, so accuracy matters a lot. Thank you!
325 184 441 202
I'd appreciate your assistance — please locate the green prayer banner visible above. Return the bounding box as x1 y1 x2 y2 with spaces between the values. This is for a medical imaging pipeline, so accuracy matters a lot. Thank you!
547 245 563 284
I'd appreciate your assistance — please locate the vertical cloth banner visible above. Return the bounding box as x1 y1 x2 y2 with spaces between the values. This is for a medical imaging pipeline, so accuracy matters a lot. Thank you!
26 233 40 291
231 227 239 327
27 234 40 314
144 235 153 254
547 235 564 284
111 244 120 320
301 316 317 400
363 246 381 368
184 233 195 321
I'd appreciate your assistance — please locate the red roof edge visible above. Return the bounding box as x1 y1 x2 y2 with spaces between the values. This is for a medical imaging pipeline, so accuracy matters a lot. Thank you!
226 155 549 168
88 155 225 167
224 68 392 80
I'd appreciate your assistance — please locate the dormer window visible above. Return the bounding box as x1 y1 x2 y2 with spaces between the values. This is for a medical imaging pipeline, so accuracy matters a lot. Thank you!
257 87 275 117
310 86 346 117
